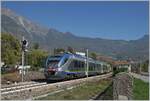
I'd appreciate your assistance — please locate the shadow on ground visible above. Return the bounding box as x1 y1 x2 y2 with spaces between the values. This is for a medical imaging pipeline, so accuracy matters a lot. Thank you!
94 83 113 100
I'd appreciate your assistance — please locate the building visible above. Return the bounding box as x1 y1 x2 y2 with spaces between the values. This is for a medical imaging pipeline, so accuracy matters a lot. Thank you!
96 55 131 72
18 65 31 75
112 60 131 72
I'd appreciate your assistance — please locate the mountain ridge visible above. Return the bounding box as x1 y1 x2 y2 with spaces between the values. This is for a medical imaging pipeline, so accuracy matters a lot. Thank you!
1 8 149 61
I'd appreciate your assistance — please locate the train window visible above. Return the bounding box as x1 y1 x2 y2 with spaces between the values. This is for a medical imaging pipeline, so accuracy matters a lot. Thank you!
98 64 101 70
68 60 75 71
47 60 59 68
94 64 96 70
78 61 80 68
77 61 80 68
78 61 81 70
89 63 92 71
81 62 84 68
91 63 93 71
61 58 69 66
97 64 99 70
64 58 68 64
80 61 83 68
74 61 78 67
97 64 99 68
68 60 85 71
72 60 78 71
64 58 68 63
93 63 95 71
81 62 84 71
91 63 94 71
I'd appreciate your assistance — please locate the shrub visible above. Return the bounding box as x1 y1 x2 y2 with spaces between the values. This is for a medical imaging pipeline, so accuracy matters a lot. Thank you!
113 68 128 76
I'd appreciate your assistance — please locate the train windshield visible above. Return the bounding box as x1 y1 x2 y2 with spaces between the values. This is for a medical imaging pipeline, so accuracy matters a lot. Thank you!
46 56 62 68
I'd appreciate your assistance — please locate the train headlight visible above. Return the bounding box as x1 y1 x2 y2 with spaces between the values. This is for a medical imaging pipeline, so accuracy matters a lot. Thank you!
57 68 62 71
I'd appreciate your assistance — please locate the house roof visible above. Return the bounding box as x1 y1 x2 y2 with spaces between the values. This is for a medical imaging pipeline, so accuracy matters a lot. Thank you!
96 55 131 66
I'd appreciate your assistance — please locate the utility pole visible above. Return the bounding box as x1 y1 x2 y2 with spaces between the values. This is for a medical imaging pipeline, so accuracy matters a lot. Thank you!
86 49 89 77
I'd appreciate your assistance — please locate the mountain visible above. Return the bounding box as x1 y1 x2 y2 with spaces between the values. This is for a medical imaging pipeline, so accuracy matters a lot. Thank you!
1 8 48 44
1 8 149 61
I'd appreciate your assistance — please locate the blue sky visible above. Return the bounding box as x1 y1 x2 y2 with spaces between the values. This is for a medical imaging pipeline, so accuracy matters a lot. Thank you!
2 1 149 40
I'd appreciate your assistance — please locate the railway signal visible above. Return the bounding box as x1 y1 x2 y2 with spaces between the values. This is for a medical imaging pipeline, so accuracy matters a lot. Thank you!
21 36 28 82
22 38 28 52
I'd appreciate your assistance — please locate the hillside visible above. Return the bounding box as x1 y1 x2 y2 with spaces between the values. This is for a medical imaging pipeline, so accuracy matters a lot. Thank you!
1 8 149 61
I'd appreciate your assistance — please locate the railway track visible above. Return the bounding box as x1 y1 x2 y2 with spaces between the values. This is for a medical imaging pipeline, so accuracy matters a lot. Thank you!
1 72 112 100
1 82 47 94
1 81 37 89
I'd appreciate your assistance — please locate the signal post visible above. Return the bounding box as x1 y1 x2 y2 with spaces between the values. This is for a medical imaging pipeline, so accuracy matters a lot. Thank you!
21 36 28 82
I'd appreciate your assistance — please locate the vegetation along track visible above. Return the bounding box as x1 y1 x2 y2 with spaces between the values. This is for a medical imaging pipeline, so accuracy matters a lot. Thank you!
1 72 112 100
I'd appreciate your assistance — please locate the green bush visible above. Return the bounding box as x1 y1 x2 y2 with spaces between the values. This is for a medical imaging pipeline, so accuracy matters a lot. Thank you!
113 68 128 76
141 60 149 72
27 49 48 71
1 33 21 65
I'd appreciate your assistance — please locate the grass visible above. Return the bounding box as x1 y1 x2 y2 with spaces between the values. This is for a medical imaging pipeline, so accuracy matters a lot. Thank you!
37 79 111 100
96 83 113 100
133 78 149 100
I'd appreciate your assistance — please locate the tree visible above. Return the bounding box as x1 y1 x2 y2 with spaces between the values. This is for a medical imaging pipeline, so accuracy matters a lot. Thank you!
27 49 48 71
67 46 75 53
33 42 39 50
90 52 97 60
141 60 149 72
1 33 21 65
54 48 65 55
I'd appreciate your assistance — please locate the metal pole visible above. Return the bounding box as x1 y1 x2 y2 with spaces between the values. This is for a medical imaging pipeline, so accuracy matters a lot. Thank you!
139 62 142 74
22 36 24 82
86 49 89 77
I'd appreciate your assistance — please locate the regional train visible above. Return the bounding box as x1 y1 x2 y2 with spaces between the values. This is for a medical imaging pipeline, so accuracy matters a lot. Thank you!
44 53 112 80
